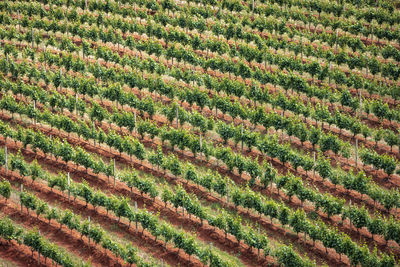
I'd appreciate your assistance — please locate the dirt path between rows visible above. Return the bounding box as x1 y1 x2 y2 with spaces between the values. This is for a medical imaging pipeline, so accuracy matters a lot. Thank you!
0 166 201 267
3 30 400 137
6 66 399 218
7 48 400 188
0 197 125 267
0 236 47 267
7 77 400 208
14 85 397 222
0 134 269 266
0 101 397 259
0 119 356 266
1 69 398 260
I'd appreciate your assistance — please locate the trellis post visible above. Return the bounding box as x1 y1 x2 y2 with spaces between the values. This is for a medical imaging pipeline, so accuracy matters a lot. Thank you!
67 172 70 201
241 123 244 153
88 216 91 246
4 146 7 175
176 106 179 128
75 93 78 115
355 139 358 169
93 121 96 147
113 158 116 187
134 112 137 133
33 100 36 125
20 184 23 212
313 151 316 177
199 134 202 159
359 91 362 118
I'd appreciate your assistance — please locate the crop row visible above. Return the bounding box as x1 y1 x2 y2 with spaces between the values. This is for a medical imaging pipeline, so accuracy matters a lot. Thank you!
2 49 400 225
0 88 398 266
1 32 399 171
2 43 399 191
4 0 400 98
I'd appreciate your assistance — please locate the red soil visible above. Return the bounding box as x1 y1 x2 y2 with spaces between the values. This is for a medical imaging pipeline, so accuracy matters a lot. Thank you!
3 86 400 258
0 118 354 266
0 199 125 267
0 237 47 267
5 37 399 162
1 91 396 260
0 167 200 267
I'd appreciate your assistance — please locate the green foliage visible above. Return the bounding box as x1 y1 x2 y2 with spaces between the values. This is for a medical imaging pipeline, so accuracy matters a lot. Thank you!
0 180 11 200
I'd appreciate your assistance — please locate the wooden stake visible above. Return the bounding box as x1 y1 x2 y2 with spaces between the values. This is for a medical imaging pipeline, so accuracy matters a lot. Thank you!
4 146 7 175
241 123 244 153
176 106 179 128
313 151 316 177
75 93 78 115
134 112 137 132
20 183 23 212
93 121 96 147
88 216 91 246
328 61 331 85
33 100 36 124
199 134 202 159
67 173 70 200
113 158 116 187
300 34 303 62
355 139 358 169
335 29 338 53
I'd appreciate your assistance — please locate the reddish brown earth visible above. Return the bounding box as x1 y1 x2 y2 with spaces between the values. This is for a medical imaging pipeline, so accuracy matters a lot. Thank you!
0 118 366 264
0 92 396 260
16 84 398 220
0 237 47 267
4 24 400 121
1 4 398 267
0 109 353 266
1 34 398 264
13 46 400 169
4 81 400 256
6 57 399 192
0 198 125 267
0 150 336 266
2 78 396 266
0 167 201 267
0 125 268 266
39 0 400 55
4 35 399 165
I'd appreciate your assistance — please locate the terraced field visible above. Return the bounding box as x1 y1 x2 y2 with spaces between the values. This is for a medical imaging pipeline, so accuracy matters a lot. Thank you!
0 0 399 266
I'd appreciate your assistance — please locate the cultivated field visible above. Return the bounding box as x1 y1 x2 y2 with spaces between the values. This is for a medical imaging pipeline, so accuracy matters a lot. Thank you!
0 0 399 266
